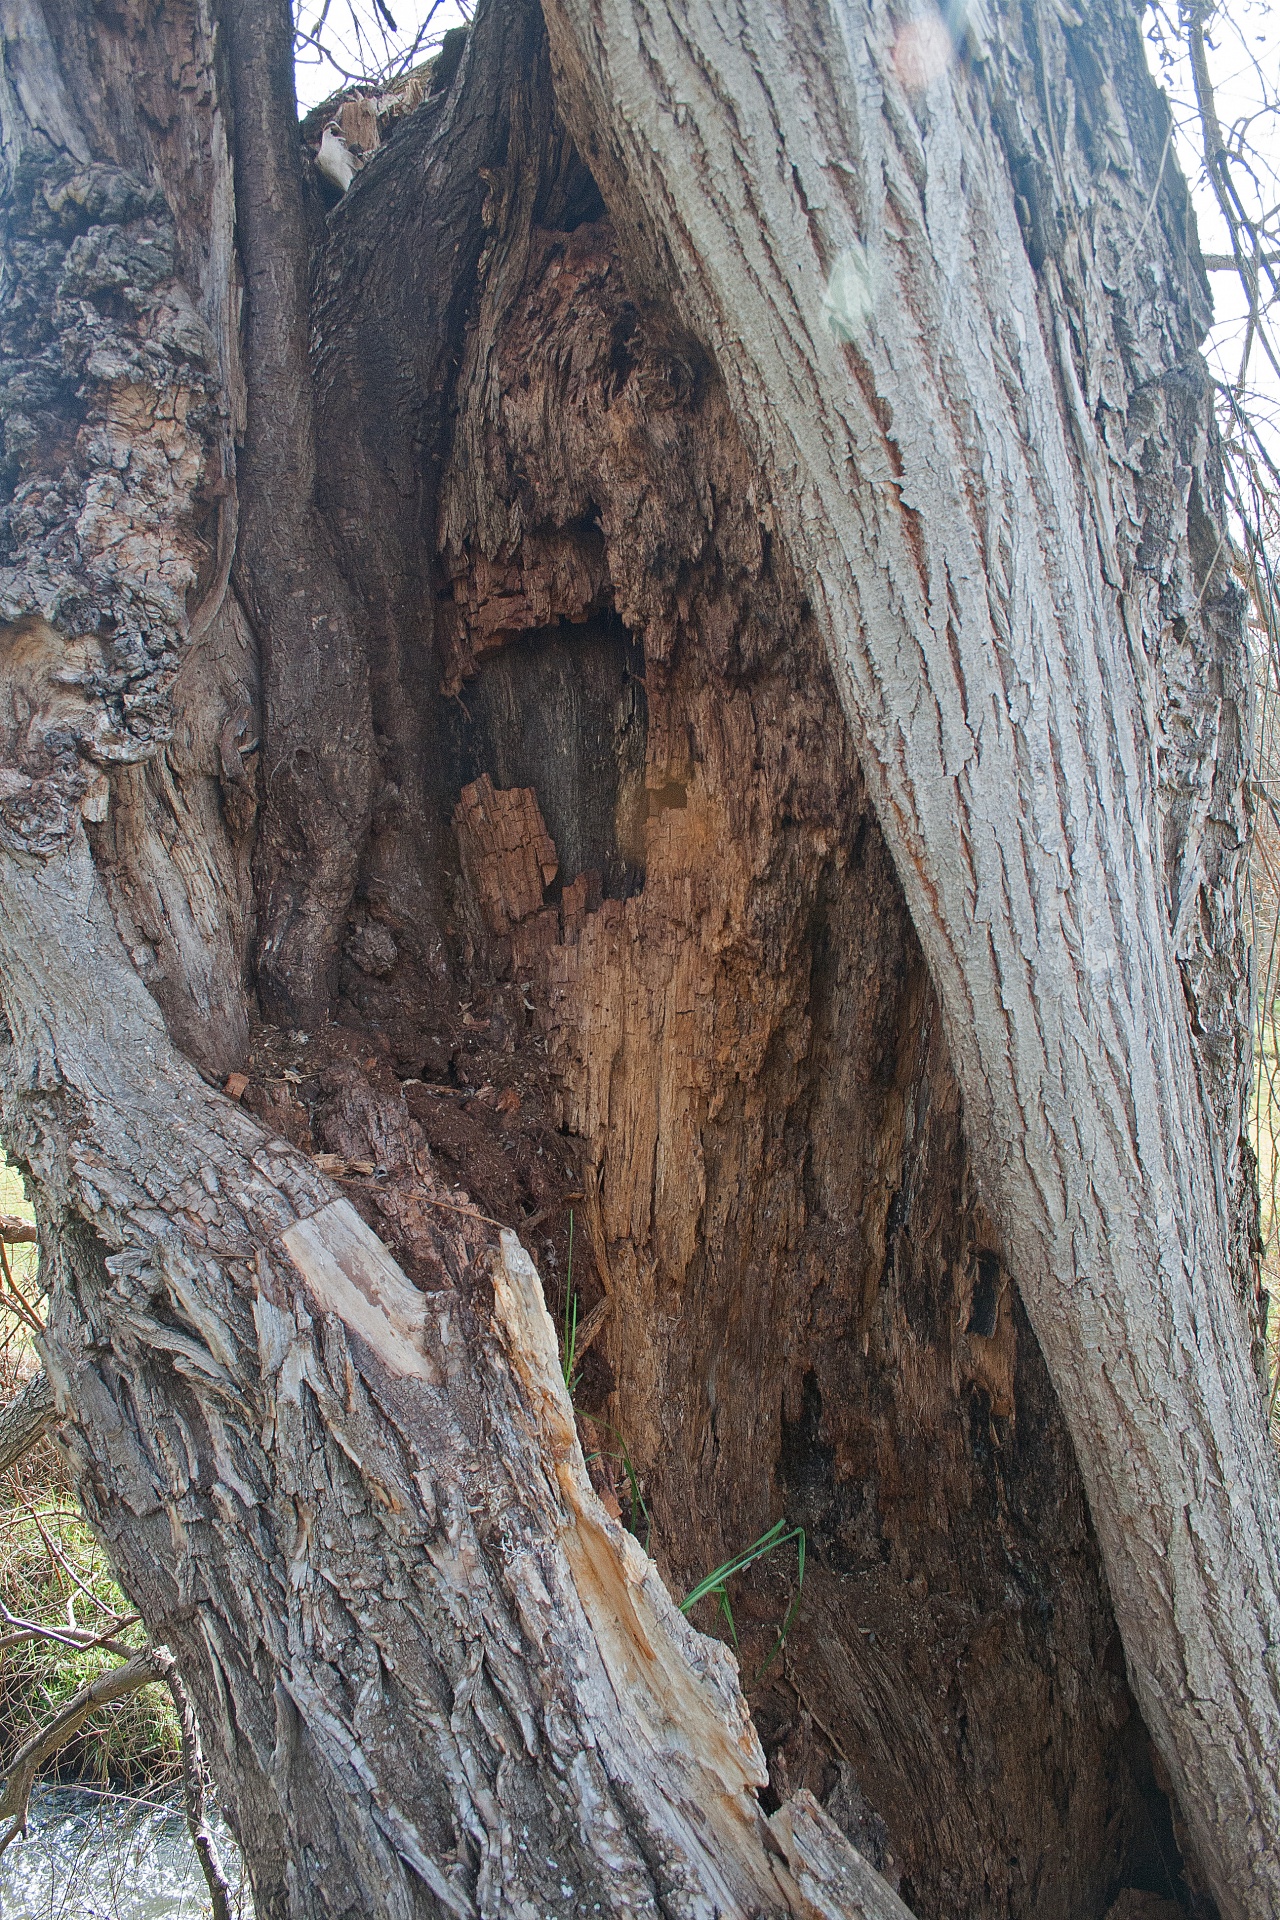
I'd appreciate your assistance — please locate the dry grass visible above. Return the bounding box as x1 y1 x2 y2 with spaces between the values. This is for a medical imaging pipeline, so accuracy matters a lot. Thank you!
0 1164 180 1790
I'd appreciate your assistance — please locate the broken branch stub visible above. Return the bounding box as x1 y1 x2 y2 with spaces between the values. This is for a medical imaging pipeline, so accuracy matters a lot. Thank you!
0 1372 55 1476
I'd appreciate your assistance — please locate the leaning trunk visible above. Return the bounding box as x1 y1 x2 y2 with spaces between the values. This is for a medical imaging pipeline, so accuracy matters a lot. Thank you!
540 0 1280 1909
0 0 1274 1916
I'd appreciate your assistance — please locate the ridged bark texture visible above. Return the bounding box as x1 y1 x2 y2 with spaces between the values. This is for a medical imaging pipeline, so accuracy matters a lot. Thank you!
539 0 1278 1911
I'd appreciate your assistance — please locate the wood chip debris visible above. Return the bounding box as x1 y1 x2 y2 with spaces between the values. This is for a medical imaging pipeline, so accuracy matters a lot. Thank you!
313 1154 377 1178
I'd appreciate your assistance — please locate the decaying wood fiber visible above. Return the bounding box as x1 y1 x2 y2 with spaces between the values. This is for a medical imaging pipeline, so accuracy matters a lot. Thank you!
433 180 1193 1918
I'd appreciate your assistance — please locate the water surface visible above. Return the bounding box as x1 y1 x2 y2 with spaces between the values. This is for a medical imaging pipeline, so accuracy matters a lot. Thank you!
0 1784 248 1919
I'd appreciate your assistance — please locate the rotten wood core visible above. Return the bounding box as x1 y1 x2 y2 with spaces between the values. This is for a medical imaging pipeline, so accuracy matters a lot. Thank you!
0 0 1259 1914
209 106 1199 1919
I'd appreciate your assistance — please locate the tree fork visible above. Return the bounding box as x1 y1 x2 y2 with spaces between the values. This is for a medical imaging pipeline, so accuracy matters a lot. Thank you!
0 0 1276 1912
0 6 912 1907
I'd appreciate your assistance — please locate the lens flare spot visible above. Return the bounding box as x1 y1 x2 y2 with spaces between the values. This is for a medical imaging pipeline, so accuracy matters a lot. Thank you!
892 11 955 91
823 244 878 345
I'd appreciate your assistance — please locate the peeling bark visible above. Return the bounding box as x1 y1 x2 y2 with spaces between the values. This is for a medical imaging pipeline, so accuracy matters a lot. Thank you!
0 0 253 1074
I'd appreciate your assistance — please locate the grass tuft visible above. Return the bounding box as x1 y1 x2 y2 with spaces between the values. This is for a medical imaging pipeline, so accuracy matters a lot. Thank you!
680 1519 806 1682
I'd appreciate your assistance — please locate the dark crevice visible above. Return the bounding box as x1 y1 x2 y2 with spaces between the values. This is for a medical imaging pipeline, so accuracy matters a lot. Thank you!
435 616 648 902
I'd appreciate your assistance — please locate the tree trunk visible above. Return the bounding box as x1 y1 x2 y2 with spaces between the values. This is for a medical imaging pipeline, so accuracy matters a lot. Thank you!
538 0 1280 1912
0 0 1273 1916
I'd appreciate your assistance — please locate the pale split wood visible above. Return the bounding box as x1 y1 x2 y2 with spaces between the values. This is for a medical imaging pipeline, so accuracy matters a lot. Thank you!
768 1792 916 1920
492 1226 909 1920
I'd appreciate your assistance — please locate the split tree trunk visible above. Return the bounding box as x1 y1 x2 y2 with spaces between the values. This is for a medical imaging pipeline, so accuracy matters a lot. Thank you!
540 0 1280 1911
0 0 1275 1915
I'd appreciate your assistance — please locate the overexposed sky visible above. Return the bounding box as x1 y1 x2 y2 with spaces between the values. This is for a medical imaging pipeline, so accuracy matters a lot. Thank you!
1145 0 1280 462
294 0 469 109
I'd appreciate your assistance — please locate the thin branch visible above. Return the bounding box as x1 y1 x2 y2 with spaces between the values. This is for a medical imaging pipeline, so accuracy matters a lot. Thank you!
166 1665 234 1920
0 1242 43 1336
1184 4 1280 397
0 1371 55 1475
28 1506 120 1621
0 1646 172 1857
0 1608 139 1657
1203 253 1280 272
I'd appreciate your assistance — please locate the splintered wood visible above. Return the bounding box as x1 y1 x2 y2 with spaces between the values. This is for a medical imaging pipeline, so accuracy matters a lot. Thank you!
433 197 1190 1916
452 773 558 934
437 539 606 692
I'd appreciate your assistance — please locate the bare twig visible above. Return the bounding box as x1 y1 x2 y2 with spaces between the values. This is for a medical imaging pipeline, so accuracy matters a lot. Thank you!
1203 253 1280 272
28 1506 123 1621
1183 3 1280 391
293 0 462 96
0 1597 139 1657
166 1664 234 1920
0 1242 42 1336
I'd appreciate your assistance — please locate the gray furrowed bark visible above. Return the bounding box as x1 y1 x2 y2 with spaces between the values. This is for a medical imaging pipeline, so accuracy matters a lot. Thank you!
223 0 375 1024
540 0 1279 1910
